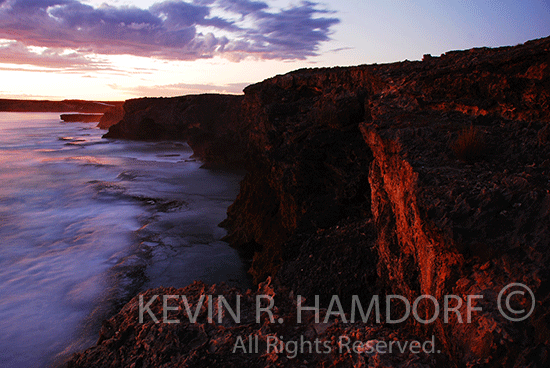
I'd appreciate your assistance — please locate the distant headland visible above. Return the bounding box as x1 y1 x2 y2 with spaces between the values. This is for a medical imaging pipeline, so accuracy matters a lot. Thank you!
0 99 123 113
0 99 125 127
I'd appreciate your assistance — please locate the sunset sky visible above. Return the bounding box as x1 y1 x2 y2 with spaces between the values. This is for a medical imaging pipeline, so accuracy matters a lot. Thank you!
1 0 549 100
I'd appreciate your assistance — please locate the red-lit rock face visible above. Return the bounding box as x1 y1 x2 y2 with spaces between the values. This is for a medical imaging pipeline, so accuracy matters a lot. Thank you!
71 36 550 367
97 104 125 129
358 36 550 365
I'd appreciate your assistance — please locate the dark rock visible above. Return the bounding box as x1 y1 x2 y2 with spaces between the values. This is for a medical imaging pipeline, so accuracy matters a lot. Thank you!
67 280 442 368
60 113 103 123
103 94 244 166
97 104 125 129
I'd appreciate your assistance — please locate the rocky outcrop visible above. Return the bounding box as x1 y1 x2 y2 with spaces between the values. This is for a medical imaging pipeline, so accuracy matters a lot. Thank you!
356 36 550 365
60 113 103 122
70 36 550 367
220 67 378 283
68 279 443 368
97 104 125 129
103 94 244 166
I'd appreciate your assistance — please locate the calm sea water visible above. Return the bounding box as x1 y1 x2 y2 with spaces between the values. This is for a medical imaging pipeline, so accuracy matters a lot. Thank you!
0 113 250 367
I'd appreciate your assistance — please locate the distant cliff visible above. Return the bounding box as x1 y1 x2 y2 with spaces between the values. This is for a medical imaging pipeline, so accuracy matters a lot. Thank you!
71 36 550 367
104 94 244 166
0 99 123 113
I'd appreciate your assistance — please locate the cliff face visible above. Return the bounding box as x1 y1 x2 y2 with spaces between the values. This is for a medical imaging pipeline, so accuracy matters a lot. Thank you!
103 94 244 166
222 67 379 282
97 104 125 129
72 36 550 367
358 37 550 364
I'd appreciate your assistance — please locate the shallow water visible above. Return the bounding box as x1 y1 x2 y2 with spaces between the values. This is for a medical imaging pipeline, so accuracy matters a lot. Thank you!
0 113 250 367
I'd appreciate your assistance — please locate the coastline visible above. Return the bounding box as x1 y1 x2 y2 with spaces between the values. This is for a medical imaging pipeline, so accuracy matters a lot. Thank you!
0 99 123 113
68 36 550 367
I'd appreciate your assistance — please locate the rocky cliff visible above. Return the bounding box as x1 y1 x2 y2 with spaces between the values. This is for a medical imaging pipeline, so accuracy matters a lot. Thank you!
103 94 244 166
97 104 125 129
70 36 550 367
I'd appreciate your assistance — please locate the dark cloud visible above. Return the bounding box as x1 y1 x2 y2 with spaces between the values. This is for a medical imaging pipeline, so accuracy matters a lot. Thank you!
240 1 339 59
216 0 269 14
53 3 162 30
150 1 209 28
0 0 339 66
11 0 70 10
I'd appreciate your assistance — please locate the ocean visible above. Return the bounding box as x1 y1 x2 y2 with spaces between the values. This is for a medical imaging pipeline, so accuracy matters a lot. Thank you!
0 113 250 367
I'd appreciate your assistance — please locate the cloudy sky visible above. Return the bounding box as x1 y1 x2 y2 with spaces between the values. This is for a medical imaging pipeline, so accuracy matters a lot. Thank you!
1 0 549 100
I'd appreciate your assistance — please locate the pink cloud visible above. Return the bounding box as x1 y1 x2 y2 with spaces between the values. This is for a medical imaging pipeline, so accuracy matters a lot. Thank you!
0 0 339 67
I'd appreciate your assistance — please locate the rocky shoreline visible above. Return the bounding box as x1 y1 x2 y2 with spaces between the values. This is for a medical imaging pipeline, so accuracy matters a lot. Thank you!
69 36 550 367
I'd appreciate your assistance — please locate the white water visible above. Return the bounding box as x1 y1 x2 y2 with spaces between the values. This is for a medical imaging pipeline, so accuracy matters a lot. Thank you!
0 113 249 367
